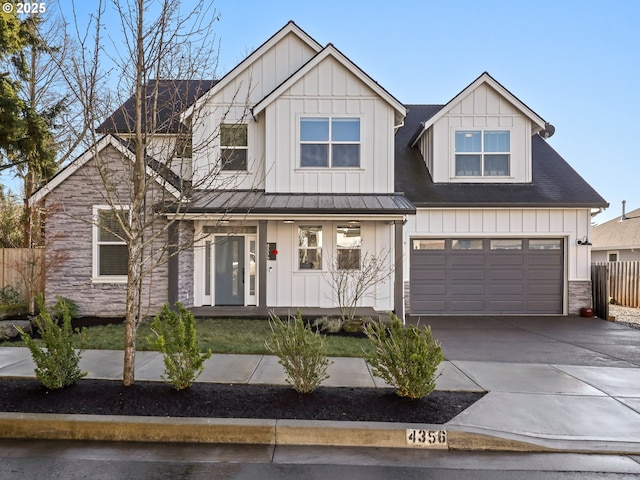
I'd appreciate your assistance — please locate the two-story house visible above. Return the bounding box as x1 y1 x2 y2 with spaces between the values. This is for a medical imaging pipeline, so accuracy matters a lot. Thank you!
30 21 607 318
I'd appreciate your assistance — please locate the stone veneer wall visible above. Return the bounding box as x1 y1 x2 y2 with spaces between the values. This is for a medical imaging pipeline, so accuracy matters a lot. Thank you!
44 146 170 317
176 220 194 307
568 280 593 315
404 281 410 317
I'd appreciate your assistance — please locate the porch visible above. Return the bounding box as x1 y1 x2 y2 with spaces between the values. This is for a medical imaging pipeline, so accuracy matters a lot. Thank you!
190 306 390 322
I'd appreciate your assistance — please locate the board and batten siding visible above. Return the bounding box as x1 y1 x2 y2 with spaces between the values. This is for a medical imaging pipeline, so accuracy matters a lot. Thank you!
404 208 593 283
266 220 394 310
192 32 318 188
426 83 533 184
263 56 396 194
43 145 170 317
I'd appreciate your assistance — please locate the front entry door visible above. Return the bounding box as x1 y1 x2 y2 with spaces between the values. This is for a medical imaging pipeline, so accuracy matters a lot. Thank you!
215 236 244 305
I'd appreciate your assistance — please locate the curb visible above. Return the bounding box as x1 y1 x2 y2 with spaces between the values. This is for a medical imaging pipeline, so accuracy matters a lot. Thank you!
2 412 639 454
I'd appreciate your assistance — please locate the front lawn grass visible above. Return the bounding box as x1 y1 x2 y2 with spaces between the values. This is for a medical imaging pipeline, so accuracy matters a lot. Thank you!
2 318 373 357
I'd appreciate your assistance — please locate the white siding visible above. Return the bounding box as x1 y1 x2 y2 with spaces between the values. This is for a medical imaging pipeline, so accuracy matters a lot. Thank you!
425 83 533 184
192 32 318 188
263 56 396 194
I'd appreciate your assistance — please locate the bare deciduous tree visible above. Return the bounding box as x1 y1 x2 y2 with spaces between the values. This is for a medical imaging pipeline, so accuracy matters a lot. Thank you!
58 0 254 386
326 248 394 327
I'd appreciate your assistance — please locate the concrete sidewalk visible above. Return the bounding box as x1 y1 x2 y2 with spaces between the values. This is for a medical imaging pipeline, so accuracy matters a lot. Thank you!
1 347 640 454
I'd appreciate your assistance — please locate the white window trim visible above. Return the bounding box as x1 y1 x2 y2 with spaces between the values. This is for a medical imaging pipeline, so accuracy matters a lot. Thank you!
452 128 512 179
336 223 362 270
298 115 362 169
607 251 619 262
92 205 130 283
296 224 324 272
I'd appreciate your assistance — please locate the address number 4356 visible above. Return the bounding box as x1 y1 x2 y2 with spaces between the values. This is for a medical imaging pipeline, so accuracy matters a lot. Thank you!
406 429 448 448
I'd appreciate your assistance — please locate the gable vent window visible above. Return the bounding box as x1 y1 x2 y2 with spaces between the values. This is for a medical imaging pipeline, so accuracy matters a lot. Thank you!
300 117 360 168
220 124 248 170
455 130 510 177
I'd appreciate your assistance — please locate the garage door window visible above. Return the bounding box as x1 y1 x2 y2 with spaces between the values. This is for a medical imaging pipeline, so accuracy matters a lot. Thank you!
490 239 522 250
452 239 483 250
529 239 562 250
413 239 445 250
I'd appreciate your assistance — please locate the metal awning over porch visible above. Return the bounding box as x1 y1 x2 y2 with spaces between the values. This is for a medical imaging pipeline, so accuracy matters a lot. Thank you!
176 190 416 216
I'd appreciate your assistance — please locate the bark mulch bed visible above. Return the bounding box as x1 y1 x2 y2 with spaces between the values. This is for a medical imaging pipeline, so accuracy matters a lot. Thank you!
0 379 484 424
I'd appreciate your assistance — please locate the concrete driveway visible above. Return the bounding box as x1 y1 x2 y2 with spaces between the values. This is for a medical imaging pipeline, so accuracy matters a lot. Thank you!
408 316 640 367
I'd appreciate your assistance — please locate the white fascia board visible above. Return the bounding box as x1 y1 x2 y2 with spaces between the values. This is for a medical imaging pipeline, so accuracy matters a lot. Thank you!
410 72 547 148
29 134 180 205
166 213 407 222
180 21 323 122
252 44 406 118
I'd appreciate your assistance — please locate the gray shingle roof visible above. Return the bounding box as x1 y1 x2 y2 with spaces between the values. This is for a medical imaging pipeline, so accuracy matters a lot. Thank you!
97 79 217 134
182 190 415 215
395 105 609 208
591 207 640 250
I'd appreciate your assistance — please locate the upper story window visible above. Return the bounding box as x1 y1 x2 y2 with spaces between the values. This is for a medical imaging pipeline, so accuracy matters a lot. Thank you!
175 136 192 158
300 117 360 168
220 124 248 170
455 130 510 177
94 206 129 280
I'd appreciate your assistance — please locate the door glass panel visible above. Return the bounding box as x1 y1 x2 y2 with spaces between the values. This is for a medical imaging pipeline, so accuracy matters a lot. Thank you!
232 240 239 297
490 239 522 250
249 240 256 296
451 239 483 250
529 239 562 250
413 239 445 250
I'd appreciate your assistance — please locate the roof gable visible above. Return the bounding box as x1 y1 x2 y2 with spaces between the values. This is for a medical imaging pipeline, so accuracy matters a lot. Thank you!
251 44 406 121
29 135 180 205
410 72 547 148
182 21 323 119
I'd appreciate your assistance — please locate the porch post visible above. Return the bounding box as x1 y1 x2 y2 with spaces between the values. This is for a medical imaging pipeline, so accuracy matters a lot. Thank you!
168 222 178 306
258 220 268 314
394 219 404 320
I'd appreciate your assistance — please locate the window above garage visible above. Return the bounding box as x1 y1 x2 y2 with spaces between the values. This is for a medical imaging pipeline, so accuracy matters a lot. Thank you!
455 130 510 177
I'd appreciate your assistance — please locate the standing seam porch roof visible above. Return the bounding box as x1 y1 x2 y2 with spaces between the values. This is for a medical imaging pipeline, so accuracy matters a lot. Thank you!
179 190 415 215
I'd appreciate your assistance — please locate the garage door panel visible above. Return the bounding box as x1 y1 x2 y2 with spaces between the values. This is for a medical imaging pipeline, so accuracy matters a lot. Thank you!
412 269 446 281
489 270 524 281
489 284 523 295
450 270 485 281
450 255 485 266
410 237 563 315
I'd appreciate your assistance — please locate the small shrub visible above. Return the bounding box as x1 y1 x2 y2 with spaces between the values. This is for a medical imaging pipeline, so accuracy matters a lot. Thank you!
0 284 22 305
52 296 79 320
267 311 332 393
17 296 86 390
364 313 443 399
0 303 28 320
148 303 212 390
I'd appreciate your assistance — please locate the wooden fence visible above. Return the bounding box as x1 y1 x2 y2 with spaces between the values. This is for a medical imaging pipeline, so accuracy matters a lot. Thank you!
594 261 640 308
0 248 45 302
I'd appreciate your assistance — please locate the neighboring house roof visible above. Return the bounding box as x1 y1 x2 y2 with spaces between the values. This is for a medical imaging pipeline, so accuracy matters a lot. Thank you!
251 43 406 121
29 134 181 205
395 104 609 209
591 207 640 250
177 190 415 216
409 72 547 148
97 79 217 134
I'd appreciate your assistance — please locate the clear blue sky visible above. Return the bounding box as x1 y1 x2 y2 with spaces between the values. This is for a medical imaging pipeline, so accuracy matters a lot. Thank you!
5 0 638 223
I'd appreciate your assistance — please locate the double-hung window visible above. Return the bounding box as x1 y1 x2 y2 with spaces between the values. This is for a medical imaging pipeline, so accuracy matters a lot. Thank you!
94 207 129 279
336 224 361 269
455 130 510 176
298 226 322 270
300 117 360 167
220 124 248 170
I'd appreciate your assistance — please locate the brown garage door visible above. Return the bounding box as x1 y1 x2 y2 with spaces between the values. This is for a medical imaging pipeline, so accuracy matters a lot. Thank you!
410 238 564 314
